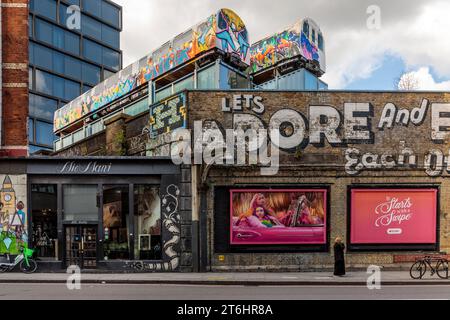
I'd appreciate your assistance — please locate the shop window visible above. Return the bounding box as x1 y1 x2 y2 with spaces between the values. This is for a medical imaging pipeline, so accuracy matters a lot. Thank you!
31 185 58 260
63 185 98 222
134 185 162 260
102 185 130 260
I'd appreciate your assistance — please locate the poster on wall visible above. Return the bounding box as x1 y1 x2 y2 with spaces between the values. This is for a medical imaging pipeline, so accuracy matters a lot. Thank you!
350 189 438 245
230 189 327 245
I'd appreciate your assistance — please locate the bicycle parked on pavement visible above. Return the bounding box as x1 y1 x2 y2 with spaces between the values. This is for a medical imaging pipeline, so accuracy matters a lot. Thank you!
0 244 37 274
409 253 448 280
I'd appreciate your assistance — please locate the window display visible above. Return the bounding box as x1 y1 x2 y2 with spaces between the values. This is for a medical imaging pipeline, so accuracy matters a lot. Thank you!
102 185 129 260
134 186 161 260
31 185 58 260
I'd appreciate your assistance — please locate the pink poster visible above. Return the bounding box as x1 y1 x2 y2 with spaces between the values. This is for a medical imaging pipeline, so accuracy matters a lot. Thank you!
350 189 437 244
230 189 327 245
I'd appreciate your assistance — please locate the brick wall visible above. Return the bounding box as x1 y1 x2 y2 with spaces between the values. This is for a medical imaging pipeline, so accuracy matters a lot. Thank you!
56 90 450 271
187 90 450 271
1 0 28 157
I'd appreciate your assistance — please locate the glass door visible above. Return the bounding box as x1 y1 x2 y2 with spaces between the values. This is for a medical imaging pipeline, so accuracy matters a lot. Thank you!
65 225 97 269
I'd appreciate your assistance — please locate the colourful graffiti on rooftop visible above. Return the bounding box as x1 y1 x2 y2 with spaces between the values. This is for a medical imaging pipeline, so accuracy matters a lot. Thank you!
250 19 324 74
54 8 250 132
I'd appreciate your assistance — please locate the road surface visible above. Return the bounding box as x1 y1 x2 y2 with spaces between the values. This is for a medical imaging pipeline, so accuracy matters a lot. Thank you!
0 283 448 300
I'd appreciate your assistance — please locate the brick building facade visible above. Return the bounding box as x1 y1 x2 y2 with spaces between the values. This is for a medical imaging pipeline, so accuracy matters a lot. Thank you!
54 90 450 272
1 0 28 157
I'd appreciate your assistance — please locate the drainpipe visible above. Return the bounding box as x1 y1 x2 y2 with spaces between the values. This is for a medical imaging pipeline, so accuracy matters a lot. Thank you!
191 165 200 272
199 182 208 272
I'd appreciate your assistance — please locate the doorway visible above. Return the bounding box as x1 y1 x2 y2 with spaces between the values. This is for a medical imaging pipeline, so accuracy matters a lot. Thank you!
64 225 97 269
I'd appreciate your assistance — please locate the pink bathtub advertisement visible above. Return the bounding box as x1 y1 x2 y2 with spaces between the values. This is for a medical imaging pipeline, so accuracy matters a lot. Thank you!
350 189 438 244
230 189 327 245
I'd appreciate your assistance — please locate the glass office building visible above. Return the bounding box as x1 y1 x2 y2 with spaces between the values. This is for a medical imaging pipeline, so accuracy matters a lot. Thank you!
28 0 122 154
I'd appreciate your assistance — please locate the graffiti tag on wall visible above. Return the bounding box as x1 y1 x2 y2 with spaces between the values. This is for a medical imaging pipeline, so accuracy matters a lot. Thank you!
149 94 187 139
0 176 27 255
127 184 180 272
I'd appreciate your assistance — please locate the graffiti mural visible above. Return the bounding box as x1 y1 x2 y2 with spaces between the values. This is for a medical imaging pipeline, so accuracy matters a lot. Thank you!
0 176 27 255
54 8 250 132
250 19 325 74
149 94 187 139
128 184 180 272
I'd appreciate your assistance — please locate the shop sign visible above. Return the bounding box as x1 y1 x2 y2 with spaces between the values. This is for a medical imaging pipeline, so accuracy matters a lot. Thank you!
59 161 112 174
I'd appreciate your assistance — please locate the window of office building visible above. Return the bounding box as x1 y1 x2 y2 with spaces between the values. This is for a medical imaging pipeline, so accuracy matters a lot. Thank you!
29 94 58 122
30 0 57 21
35 69 81 101
82 0 121 29
31 42 101 86
83 39 120 70
35 18 80 56
35 121 55 146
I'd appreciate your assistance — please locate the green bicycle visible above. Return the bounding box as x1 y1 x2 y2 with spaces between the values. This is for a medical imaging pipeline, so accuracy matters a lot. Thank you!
0 244 37 274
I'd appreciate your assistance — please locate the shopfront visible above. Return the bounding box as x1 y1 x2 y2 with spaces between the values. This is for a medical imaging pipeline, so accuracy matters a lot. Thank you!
26 157 184 271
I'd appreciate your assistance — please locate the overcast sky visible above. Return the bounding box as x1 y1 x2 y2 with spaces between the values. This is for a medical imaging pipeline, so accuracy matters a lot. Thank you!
113 0 450 90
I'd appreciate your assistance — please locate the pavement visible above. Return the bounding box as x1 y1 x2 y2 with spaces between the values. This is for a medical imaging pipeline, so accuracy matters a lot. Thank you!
0 271 448 286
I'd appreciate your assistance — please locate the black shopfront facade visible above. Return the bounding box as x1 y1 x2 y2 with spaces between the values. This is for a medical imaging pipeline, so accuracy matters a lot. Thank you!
26 157 183 271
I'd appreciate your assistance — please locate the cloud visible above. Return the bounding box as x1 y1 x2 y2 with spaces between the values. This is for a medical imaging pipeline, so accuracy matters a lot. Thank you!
113 0 450 89
399 67 450 90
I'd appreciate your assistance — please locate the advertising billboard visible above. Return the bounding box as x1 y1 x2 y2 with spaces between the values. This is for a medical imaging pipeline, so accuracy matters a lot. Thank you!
350 189 438 245
230 189 327 245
